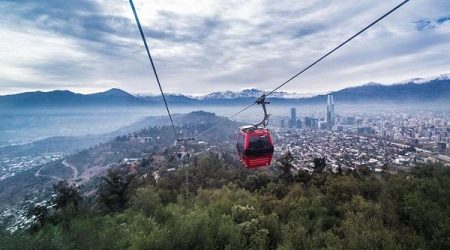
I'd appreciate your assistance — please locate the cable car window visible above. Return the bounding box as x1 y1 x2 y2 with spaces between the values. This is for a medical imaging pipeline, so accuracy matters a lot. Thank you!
249 135 270 149
237 133 245 154
239 133 245 146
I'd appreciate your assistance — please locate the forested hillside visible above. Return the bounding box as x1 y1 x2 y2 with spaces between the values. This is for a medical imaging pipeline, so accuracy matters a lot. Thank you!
1 151 449 250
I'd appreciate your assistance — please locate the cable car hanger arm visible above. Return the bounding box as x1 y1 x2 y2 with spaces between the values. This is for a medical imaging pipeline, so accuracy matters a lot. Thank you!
254 94 270 128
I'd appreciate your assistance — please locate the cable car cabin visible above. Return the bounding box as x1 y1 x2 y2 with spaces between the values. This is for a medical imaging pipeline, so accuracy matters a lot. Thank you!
237 126 274 168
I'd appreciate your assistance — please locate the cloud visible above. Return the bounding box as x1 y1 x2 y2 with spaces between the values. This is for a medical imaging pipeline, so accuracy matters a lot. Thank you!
437 15 450 24
415 14 450 31
415 19 435 31
0 0 449 95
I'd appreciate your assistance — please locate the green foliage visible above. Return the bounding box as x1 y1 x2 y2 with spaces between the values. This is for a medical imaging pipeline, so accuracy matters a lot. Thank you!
129 187 161 217
3 158 450 250
53 181 81 210
277 151 296 183
28 204 49 229
313 157 326 173
97 168 136 212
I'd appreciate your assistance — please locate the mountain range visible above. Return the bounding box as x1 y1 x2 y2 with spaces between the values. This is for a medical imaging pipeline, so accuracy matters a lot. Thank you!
1 75 449 108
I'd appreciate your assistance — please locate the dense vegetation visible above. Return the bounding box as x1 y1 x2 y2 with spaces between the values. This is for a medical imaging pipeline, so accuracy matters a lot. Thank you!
1 152 449 250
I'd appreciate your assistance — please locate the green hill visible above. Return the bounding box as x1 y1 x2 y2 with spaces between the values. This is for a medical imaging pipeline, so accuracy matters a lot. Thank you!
1 152 449 250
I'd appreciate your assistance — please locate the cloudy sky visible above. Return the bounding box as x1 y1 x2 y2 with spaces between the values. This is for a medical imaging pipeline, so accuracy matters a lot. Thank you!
0 0 449 95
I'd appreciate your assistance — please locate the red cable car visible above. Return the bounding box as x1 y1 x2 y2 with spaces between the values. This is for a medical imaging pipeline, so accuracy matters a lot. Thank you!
236 94 274 168
237 126 274 168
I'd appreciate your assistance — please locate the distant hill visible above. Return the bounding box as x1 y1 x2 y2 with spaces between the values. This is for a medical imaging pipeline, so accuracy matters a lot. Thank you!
0 88 146 108
202 77 450 105
136 94 200 105
0 111 229 159
0 111 238 208
1 75 449 108
307 78 450 104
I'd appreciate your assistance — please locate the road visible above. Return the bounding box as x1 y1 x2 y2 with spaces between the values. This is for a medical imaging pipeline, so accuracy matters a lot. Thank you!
34 159 79 181
62 159 78 180
34 166 63 181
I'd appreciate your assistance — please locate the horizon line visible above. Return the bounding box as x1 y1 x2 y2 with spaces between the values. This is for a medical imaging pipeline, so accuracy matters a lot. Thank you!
1 72 448 97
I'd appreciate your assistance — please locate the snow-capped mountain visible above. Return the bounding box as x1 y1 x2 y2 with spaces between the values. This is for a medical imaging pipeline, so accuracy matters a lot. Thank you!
396 73 450 84
3 74 449 108
197 88 317 100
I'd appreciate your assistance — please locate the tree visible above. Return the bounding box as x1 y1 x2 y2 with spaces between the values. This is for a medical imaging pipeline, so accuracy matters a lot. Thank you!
130 186 161 217
337 165 343 175
277 151 295 183
296 169 312 191
52 181 81 210
98 168 135 212
313 157 326 173
232 205 269 249
311 158 328 188
28 204 49 228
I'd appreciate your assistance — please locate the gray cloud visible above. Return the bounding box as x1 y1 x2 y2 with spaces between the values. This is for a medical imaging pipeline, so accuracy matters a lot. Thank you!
437 15 450 24
0 0 449 95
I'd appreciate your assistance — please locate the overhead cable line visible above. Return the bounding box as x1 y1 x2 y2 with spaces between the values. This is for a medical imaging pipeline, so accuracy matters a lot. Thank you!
129 0 178 138
264 0 410 97
194 0 410 139
193 103 254 139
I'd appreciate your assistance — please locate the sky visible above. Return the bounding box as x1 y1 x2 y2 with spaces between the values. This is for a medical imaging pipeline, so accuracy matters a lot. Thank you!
0 0 449 95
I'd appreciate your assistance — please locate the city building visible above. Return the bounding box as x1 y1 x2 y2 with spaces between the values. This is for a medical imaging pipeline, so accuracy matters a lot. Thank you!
319 121 327 130
296 119 302 129
300 117 321 129
290 108 296 128
326 94 335 129
344 117 355 125
304 117 314 128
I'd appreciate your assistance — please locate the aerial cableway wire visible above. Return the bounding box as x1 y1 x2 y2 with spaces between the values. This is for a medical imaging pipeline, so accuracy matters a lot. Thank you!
129 0 178 139
129 0 410 140
193 0 410 139
264 0 410 97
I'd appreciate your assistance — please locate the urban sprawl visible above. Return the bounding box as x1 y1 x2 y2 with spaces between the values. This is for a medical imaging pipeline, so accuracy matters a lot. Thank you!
272 94 450 172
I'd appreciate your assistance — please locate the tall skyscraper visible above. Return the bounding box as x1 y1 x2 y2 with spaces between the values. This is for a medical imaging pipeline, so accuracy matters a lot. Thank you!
290 108 296 128
331 94 335 126
327 94 335 129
